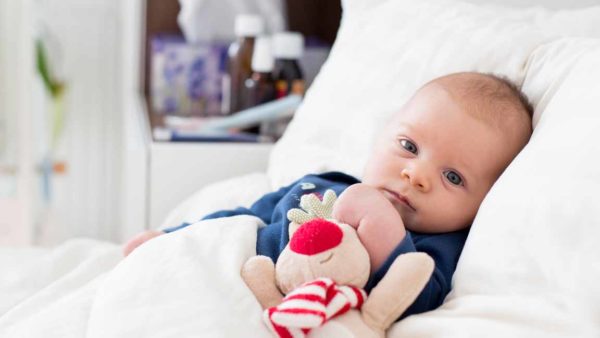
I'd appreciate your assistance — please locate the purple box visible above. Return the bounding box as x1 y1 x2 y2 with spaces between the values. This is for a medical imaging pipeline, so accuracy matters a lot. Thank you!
151 35 229 117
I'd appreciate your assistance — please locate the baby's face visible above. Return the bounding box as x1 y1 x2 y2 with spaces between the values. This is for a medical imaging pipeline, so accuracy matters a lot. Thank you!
362 83 519 233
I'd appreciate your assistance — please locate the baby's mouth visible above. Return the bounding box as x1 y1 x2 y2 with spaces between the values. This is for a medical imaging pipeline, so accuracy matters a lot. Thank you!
383 189 416 211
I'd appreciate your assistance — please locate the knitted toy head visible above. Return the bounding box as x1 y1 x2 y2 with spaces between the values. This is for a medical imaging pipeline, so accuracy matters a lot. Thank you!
241 189 434 338
276 190 370 294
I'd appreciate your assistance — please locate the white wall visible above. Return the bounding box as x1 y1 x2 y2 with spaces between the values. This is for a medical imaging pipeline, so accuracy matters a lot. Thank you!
119 0 150 241
1 0 145 245
466 0 599 9
30 0 124 244
0 0 35 246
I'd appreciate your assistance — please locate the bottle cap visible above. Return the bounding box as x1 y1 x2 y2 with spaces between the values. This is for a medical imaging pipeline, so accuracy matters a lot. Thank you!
234 14 265 37
251 36 274 72
272 32 304 59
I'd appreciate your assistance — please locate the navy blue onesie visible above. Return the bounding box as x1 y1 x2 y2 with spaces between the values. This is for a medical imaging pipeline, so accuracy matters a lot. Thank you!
164 172 469 318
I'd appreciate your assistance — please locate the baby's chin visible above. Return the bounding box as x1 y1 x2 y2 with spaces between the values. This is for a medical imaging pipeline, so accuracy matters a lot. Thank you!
393 201 473 234
403 222 424 233
388 198 467 234
401 213 444 233
407 221 470 234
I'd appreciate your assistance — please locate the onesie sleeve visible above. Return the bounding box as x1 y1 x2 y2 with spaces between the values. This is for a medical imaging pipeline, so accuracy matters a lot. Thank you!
162 178 300 233
365 229 468 319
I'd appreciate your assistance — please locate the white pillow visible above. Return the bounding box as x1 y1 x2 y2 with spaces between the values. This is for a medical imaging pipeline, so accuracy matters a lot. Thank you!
522 38 600 127
267 0 600 188
390 41 600 338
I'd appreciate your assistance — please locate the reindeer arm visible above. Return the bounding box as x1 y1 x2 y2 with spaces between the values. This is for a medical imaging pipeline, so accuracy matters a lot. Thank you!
361 253 434 332
241 255 284 309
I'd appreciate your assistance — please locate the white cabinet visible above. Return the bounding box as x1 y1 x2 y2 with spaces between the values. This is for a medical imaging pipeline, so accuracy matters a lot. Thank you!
120 0 273 240
148 140 272 231
121 95 272 240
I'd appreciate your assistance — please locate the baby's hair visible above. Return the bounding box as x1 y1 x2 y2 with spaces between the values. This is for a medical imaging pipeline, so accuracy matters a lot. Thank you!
430 72 533 146
472 73 533 121
484 73 532 116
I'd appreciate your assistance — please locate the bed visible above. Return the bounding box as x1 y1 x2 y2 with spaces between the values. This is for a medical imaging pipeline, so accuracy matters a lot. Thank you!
2 0 600 336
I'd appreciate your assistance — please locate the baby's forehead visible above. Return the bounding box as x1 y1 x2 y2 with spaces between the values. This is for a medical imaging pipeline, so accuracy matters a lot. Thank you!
425 74 498 109
421 74 530 139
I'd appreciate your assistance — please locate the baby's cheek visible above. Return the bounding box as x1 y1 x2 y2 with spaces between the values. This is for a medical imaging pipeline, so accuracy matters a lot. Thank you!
424 197 475 232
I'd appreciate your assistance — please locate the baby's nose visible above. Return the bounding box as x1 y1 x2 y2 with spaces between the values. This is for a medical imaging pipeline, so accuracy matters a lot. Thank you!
290 219 343 255
401 166 431 192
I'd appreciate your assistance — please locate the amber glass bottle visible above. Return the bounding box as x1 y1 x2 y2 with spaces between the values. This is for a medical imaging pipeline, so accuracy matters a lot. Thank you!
260 32 304 139
242 36 276 108
224 14 264 115
272 32 305 98
240 36 276 133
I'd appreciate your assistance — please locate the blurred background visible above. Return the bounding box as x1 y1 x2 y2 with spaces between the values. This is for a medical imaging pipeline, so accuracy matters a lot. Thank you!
0 0 341 246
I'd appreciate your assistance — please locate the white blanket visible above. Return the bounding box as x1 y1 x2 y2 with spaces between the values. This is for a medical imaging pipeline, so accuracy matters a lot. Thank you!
4 213 456 338
0 216 272 337
0 239 122 336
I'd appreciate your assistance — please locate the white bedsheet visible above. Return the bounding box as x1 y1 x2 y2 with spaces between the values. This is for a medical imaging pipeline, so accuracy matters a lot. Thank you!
0 239 122 336
0 173 275 337
0 216 270 337
7 214 438 338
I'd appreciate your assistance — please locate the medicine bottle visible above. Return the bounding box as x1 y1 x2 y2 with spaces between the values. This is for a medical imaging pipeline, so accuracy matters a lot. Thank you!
241 36 276 133
224 14 264 115
260 32 304 139
272 32 304 98
242 36 276 109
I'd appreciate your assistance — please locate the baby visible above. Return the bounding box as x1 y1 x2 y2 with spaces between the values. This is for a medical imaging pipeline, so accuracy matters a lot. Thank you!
123 72 533 318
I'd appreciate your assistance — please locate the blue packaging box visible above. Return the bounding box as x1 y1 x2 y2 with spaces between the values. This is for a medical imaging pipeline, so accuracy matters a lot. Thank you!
151 35 229 117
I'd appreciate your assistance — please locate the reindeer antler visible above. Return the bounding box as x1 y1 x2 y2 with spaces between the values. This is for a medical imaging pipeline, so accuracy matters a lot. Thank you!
287 190 337 225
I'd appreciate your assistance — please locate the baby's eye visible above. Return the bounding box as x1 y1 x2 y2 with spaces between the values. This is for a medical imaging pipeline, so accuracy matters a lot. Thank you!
444 170 464 186
399 139 418 154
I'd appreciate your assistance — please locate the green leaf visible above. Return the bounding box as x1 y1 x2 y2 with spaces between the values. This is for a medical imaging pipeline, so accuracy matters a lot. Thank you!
36 39 63 97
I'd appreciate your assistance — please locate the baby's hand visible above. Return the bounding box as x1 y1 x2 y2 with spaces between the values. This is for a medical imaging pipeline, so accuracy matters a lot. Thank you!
332 184 406 272
122 230 165 256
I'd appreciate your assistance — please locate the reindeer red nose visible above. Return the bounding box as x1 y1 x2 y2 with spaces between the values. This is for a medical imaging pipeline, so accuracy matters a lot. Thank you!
290 219 343 255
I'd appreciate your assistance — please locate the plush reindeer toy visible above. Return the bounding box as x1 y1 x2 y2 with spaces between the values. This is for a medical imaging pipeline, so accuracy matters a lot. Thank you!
241 190 434 338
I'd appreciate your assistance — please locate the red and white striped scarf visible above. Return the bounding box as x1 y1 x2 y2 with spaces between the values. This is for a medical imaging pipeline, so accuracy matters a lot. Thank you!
264 278 367 338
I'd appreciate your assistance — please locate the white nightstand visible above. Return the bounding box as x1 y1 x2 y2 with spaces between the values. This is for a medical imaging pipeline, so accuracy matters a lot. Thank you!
122 94 273 240
120 0 274 240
